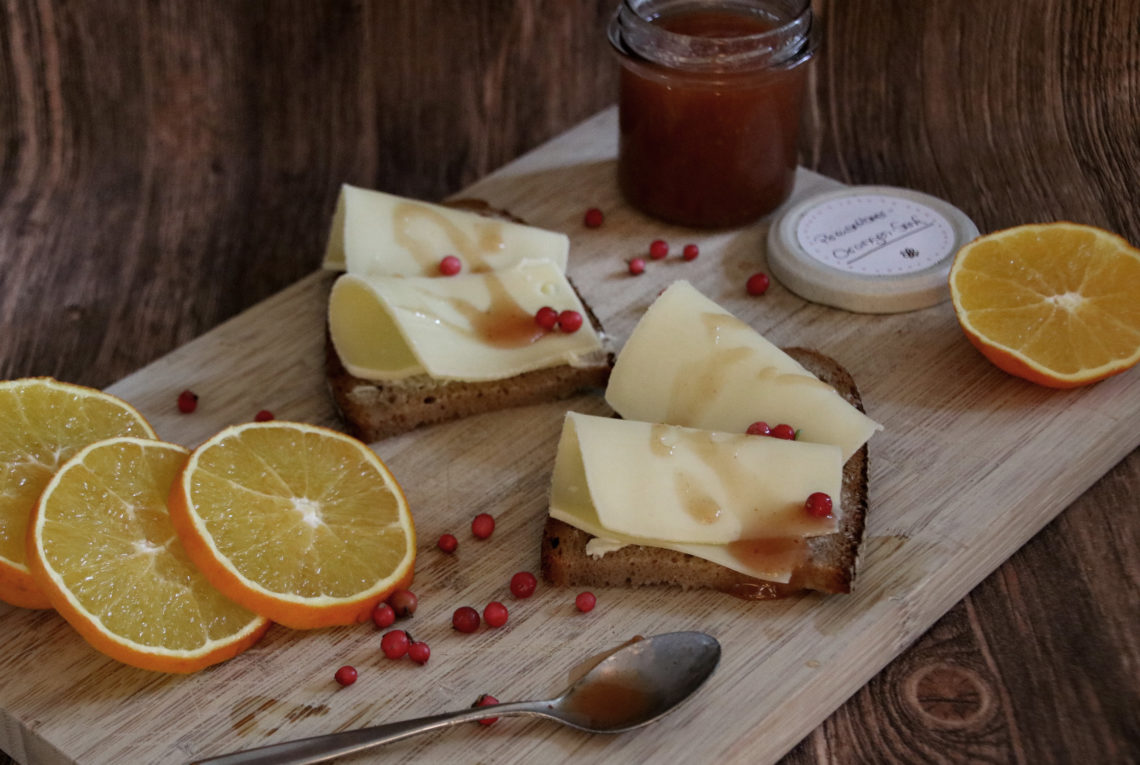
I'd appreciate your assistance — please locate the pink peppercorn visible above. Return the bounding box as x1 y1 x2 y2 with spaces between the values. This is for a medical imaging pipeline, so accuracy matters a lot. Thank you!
557 310 584 334
575 592 597 613
483 601 509 628
439 255 462 276
334 665 357 686
471 513 495 539
746 272 770 296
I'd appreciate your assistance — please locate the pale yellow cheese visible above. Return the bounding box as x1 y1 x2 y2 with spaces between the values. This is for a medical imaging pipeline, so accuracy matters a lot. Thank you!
322 185 569 276
329 261 604 382
549 412 842 582
553 412 841 543
605 281 881 461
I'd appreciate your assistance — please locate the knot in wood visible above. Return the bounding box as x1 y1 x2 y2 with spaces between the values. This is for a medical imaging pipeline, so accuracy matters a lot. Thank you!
905 663 994 730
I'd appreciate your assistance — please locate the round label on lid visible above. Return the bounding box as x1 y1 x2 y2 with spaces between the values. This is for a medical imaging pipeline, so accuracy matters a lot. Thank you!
795 194 957 276
768 186 979 314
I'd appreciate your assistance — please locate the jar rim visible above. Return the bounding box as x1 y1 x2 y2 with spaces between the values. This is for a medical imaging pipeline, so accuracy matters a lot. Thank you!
608 0 817 72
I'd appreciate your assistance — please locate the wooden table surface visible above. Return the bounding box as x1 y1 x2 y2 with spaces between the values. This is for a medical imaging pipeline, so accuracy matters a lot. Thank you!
1 1 1137 763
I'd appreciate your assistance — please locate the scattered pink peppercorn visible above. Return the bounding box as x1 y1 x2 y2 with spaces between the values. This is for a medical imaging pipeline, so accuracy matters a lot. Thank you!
628 257 646 276
474 694 500 725
452 606 481 633
380 630 410 659
387 589 418 618
805 491 834 519
177 389 198 414
746 421 772 436
371 602 396 630
471 513 495 540
557 310 584 334
771 423 796 440
583 207 605 228
254 409 275 422
437 533 458 553
408 640 431 665
483 601 509 628
746 272 770 296
439 255 462 276
334 665 357 686
534 306 559 331
575 592 597 613
682 243 700 261
510 571 537 599
649 239 669 260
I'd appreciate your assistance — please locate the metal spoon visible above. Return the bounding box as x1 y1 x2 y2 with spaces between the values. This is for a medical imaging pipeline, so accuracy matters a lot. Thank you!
192 630 720 765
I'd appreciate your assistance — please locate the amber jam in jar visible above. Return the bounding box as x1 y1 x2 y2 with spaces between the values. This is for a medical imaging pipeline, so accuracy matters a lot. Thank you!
609 0 819 227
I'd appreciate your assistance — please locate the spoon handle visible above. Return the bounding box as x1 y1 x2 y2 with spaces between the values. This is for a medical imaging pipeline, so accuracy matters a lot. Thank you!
189 700 551 765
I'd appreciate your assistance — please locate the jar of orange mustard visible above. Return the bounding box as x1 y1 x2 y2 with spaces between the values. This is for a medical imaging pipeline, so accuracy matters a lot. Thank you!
608 0 820 228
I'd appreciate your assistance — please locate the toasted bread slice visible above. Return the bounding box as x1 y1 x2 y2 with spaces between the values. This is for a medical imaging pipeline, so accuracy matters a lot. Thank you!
325 200 613 442
540 347 869 599
326 337 612 442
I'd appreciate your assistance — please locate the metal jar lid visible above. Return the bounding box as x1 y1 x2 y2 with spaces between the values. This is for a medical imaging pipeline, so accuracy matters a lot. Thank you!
767 185 980 313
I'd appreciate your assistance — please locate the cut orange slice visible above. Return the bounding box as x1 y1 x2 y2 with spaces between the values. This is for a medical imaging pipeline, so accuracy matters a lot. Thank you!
949 222 1140 388
27 437 269 672
168 421 416 629
1 378 156 609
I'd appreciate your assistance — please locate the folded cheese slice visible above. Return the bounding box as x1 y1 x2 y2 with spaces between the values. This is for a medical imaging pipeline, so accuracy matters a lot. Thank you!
323 185 569 276
329 261 604 382
606 281 881 461
549 412 842 582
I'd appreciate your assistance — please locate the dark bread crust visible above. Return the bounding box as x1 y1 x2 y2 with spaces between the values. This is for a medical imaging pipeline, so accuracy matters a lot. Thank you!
326 340 612 442
540 347 869 599
324 199 613 442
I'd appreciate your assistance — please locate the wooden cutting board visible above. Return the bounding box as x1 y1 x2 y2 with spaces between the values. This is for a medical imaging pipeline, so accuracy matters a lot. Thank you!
3 107 1137 765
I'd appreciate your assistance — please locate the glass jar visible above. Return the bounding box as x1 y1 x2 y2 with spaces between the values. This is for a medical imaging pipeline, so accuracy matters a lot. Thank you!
608 0 820 228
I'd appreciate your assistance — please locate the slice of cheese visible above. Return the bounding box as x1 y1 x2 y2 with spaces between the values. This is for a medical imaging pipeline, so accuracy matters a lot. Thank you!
322 185 569 276
329 260 604 382
549 412 842 582
605 281 882 461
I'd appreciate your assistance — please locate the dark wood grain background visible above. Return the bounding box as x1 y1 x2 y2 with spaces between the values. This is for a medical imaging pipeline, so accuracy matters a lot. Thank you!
2 1 1137 762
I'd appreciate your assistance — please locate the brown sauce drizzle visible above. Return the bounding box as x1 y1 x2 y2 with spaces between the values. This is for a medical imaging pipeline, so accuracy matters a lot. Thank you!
392 201 506 274
666 312 754 424
407 273 546 349
674 472 722 525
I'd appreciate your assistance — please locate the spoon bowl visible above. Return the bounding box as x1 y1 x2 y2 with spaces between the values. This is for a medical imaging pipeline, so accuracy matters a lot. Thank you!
192 631 720 765
551 631 721 733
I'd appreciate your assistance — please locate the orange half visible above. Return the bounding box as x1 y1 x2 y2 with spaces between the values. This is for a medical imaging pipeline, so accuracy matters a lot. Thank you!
949 222 1140 387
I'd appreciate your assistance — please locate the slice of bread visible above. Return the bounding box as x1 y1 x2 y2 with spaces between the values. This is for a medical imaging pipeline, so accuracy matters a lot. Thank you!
540 347 869 599
327 338 612 442
325 200 613 442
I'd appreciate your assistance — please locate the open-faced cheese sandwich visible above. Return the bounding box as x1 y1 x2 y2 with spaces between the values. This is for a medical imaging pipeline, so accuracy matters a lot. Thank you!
323 185 613 441
542 281 881 598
